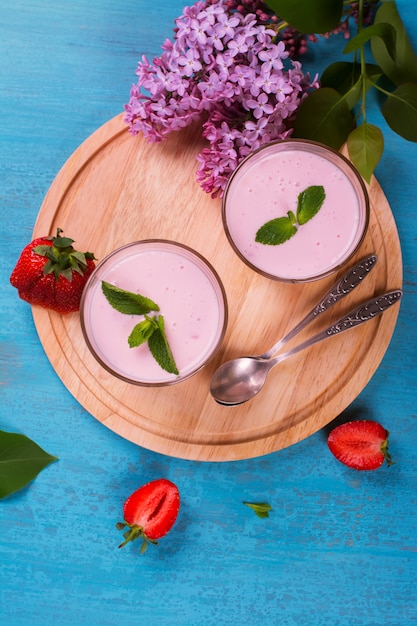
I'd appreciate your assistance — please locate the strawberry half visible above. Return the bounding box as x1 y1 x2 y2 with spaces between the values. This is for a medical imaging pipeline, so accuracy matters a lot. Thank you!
10 228 96 314
327 420 394 470
117 478 180 552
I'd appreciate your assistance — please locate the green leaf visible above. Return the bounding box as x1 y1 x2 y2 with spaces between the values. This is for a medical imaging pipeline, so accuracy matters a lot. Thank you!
347 123 384 183
70 251 88 270
243 501 272 519
52 236 75 248
296 185 326 225
101 281 160 315
381 83 417 141
287 210 296 223
264 0 343 34
292 88 355 150
255 213 297 246
371 1 417 85
0 430 58 499
343 22 397 62
148 315 179 375
320 62 382 109
33 244 56 260
320 62 361 109
128 317 157 348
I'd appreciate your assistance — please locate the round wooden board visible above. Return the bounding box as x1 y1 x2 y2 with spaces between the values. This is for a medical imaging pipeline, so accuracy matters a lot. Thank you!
32 113 402 461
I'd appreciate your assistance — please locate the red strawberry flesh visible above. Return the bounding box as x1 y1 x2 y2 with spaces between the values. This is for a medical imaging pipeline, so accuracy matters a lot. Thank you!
327 420 393 470
118 479 180 550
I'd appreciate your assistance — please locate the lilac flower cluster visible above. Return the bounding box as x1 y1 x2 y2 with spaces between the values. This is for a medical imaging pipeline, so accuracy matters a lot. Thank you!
124 1 318 197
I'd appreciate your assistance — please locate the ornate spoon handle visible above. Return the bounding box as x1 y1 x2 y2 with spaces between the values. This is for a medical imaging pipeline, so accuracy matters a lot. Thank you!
260 253 378 359
270 290 403 367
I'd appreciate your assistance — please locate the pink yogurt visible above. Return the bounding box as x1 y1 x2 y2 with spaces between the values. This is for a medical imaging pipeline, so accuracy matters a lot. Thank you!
223 140 370 282
80 240 228 385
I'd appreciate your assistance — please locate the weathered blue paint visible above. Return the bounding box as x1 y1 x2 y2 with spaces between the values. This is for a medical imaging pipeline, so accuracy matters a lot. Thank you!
1 1 416 625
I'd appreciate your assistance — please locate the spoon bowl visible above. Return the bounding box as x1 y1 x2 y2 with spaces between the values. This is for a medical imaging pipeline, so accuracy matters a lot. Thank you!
210 290 402 406
210 357 274 406
211 254 378 405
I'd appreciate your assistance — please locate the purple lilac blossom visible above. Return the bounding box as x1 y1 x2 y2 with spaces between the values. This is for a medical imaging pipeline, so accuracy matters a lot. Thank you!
124 0 318 198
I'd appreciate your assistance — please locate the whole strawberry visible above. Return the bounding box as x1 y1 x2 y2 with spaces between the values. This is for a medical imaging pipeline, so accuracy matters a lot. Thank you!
327 420 394 471
117 478 180 552
10 228 96 314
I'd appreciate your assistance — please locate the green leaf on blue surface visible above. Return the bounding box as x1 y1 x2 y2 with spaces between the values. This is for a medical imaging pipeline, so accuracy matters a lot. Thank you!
243 501 272 518
292 88 355 149
347 123 384 183
381 83 417 142
343 22 397 62
0 430 58 499
264 0 343 34
371 1 417 85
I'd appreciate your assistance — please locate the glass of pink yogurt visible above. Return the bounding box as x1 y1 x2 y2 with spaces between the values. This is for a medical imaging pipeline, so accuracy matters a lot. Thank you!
222 140 370 282
80 240 228 386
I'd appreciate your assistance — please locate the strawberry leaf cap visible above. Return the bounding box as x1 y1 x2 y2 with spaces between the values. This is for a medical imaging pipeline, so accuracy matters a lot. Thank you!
33 228 95 282
116 522 158 552
380 431 394 466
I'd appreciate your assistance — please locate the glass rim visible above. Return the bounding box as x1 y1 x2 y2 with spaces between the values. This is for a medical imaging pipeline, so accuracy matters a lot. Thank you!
222 138 371 283
80 238 228 386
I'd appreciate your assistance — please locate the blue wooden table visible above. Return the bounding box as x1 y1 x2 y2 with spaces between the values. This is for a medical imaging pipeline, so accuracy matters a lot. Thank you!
1 2 416 624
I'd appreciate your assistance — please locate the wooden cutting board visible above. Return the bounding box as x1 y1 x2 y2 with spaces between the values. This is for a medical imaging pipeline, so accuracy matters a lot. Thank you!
32 113 403 461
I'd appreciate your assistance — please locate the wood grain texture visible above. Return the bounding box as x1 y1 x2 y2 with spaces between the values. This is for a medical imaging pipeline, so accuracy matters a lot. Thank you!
32 114 402 461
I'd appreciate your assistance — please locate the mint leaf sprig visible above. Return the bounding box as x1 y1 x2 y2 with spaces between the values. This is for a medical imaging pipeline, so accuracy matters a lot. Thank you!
256 184 325 246
101 280 160 315
101 281 179 375
243 501 272 518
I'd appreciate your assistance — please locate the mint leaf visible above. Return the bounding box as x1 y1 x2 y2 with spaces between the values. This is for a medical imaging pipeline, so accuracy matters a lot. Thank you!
128 316 158 348
296 185 326 225
101 281 160 315
0 430 58 499
148 315 179 375
255 212 297 246
243 501 272 519
101 282 180 375
256 186 325 246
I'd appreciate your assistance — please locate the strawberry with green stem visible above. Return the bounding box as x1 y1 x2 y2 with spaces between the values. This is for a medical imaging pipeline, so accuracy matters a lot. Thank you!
10 228 96 314
117 479 180 553
327 420 394 470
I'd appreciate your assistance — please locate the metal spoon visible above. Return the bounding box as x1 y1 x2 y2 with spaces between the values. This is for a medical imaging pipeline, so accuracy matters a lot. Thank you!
210 290 402 406
256 253 378 359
